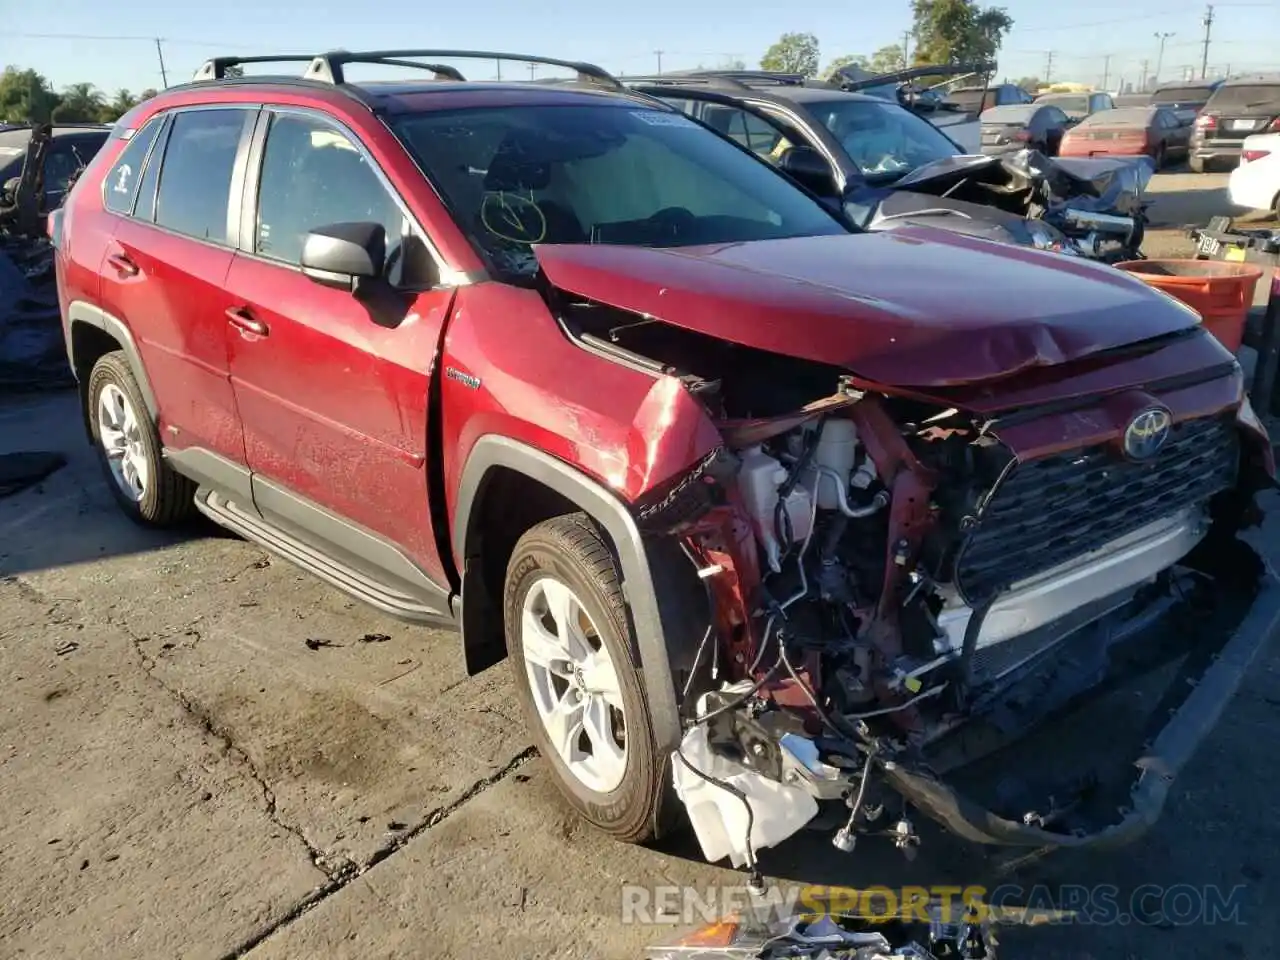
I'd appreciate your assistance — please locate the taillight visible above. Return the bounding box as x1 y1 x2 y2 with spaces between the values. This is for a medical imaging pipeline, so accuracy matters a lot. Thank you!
1196 114 1217 130
1242 149 1271 163
1269 117 1280 132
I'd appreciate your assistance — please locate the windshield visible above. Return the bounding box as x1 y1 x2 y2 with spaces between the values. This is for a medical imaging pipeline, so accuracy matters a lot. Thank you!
391 104 845 279
1151 86 1215 104
805 98 959 178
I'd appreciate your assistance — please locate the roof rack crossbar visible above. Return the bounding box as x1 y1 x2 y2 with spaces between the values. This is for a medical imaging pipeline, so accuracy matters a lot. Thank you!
192 55 322 82
357 57 467 81
300 49 621 89
620 74 753 90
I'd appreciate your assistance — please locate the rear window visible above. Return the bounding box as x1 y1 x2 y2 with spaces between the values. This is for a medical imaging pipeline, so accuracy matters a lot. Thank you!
1039 95 1089 115
945 88 988 111
1151 85 1216 104
1077 107 1151 127
981 104 1036 123
1208 83 1280 111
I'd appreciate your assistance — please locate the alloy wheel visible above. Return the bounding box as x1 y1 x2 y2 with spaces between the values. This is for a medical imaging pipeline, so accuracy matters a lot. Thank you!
97 382 149 503
521 576 628 793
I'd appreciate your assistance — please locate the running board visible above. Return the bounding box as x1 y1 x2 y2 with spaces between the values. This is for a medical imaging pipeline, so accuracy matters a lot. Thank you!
194 488 456 628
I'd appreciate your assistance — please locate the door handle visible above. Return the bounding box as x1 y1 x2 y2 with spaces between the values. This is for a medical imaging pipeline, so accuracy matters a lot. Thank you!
106 253 138 277
225 307 269 338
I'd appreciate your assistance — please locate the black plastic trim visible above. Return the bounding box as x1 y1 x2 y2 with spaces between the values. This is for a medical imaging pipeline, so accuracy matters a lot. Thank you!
251 474 453 618
65 301 158 417
165 446 255 507
884 568 1280 848
452 435 682 751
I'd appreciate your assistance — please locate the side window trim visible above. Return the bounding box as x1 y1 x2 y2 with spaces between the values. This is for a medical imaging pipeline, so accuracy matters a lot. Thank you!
240 104 451 289
130 113 171 220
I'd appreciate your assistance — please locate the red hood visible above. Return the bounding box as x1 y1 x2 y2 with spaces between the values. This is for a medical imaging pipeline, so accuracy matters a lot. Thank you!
535 228 1205 388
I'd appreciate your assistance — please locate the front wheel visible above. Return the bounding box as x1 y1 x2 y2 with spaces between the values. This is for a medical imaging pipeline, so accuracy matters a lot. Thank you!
503 513 670 843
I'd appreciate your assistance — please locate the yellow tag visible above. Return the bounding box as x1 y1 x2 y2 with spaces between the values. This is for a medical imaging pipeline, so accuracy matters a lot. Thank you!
1226 247 1247 262
905 676 923 693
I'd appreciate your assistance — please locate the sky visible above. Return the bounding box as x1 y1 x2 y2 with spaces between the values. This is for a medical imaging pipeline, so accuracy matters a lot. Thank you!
2 0 1277 98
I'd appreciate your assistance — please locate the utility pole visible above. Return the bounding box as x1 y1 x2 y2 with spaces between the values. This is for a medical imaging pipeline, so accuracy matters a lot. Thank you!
154 37 169 88
1153 32 1174 86
495 59 502 81
1043 50 1055 84
1101 54 1112 91
528 62 536 81
654 50 664 74
1200 4 1215 79
901 30 912 67
1139 58 1149 91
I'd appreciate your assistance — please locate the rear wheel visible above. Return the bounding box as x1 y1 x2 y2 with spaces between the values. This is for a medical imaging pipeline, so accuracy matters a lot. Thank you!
1153 145 1167 170
87 351 196 527
503 513 670 843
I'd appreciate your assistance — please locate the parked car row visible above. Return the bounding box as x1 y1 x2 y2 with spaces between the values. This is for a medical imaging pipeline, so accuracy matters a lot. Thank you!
48 49 1276 883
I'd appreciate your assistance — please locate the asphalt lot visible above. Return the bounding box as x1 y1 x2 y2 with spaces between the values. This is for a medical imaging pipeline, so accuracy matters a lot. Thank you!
3 171 1280 958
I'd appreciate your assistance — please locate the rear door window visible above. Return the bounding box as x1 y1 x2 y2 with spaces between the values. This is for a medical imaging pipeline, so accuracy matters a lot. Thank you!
154 108 254 244
698 104 786 159
103 116 165 216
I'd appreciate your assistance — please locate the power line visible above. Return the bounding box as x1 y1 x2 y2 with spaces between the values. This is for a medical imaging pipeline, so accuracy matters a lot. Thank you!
1153 32 1175 84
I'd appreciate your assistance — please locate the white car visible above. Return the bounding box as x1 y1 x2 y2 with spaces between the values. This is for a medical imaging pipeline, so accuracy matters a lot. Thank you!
1228 132 1280 215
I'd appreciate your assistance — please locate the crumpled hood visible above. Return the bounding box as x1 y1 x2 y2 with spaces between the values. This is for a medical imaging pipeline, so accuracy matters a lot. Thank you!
535 228 1202 387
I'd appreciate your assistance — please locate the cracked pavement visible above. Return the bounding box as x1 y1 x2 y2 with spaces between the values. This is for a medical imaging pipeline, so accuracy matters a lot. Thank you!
3 389 1280 959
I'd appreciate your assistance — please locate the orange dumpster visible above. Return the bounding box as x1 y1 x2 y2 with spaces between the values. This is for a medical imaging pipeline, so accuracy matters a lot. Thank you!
1114 259 1265 354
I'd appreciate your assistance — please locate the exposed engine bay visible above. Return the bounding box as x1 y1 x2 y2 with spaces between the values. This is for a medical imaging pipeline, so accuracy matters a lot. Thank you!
847 150 1153 263
562 296 1274 879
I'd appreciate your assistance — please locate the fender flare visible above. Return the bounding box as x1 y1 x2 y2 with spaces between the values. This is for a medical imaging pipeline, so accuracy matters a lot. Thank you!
452 435 682 753
66 301 159 421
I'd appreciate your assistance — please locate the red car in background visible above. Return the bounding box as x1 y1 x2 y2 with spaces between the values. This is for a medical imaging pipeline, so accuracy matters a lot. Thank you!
1059 105 1192 168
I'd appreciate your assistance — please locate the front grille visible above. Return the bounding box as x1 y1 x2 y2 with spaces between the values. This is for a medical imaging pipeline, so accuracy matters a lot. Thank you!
952 416 1239 604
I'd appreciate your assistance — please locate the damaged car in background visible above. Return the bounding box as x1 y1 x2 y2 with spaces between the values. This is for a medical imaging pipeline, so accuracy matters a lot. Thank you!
55 52 1280 892
627 71 1154 263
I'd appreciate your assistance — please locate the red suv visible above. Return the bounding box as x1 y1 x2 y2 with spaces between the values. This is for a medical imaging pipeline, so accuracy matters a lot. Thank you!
53 49 1278 876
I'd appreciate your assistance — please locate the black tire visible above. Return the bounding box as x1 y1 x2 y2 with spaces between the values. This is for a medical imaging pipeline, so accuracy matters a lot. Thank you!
504 513 672 844
86 351 196 527
1153 145 1167 170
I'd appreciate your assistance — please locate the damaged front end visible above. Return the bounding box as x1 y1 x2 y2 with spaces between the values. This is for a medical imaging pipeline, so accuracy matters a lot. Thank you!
868 149 1154 264
562 279 1279 878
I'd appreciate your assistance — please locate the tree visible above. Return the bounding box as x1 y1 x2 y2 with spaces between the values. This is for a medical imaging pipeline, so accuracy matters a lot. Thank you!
1014 75 1042 94
0 67 61 124
760 32 820 76
52 82 104 123
98 89 138 123
911 0 1013 65
868 44 908 75
823 54 868 80
137 88 159 102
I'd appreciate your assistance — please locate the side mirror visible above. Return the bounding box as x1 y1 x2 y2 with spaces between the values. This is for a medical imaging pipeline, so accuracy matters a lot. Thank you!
300 222 386 293
778 146 838 197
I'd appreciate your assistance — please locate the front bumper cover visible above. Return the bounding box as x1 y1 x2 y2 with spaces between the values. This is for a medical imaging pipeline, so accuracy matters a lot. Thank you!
883 565 1280 849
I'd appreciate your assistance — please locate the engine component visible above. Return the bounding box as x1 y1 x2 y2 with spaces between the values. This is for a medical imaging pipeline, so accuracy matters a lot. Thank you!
737 445 813 573
810 418 858 509
1060 206 1136 244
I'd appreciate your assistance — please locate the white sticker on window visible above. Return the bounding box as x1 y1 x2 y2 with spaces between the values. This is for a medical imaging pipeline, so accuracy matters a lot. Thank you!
630 110 697 128
112 164 133 195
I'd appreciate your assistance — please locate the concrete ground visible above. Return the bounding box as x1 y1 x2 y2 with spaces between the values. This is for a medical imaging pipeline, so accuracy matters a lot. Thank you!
2 178 1279 958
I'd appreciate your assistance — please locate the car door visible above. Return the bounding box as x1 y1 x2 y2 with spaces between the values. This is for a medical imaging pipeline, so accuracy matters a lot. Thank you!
1043 107 1068 154
97 106 256 477
221 107 455 593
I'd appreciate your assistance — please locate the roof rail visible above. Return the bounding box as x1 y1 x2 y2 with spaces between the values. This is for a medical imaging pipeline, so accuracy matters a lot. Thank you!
620 74 753 91
194 49 621 89
305 50 621 88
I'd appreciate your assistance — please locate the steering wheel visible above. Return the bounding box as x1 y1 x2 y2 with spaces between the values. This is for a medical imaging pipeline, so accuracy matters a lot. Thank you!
646 206 697 240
